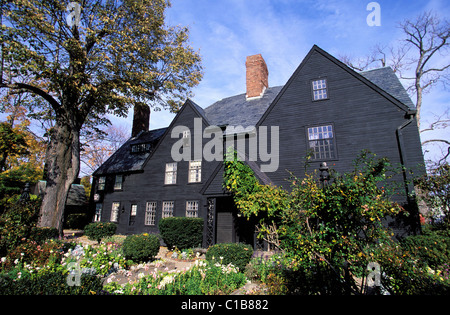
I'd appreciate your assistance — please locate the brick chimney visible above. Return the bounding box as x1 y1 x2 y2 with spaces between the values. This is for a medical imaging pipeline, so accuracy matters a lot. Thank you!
246 54 269 100
131 103 150 137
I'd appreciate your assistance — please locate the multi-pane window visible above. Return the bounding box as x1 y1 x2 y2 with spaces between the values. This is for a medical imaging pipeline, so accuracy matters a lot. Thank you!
162 201 174 218
94 203 102 222
114 175 123 190
183 130 190 147
186 201 199 218
307 125 336 160
165 162 177 185
312 79 328 100
98 176 106 190
131 143 150 153
129 204 137 226
145 202 157 226
188 161 202 183
110 202 120 222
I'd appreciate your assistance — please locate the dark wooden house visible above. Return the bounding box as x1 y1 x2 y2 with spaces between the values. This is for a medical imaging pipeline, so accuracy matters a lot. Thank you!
90 45 425 248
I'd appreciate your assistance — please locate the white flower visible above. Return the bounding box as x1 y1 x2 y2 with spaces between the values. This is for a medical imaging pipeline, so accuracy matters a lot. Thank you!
14 259 19 265
1 257 6 263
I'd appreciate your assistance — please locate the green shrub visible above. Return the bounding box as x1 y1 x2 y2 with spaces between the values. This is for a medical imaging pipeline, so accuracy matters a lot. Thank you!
29 227 59 243
206 243 253 272
0 270 103 295
83 222 116 243
158 217 203 249
122 233 160 263
0 197 41 256
401 229 450 269
65 213 89 229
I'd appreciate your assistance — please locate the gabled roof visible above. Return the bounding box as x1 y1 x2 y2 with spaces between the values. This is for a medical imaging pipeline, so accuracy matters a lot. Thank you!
93 45 416 177
359 67 415 110
204 86 283 127
93 127 167 176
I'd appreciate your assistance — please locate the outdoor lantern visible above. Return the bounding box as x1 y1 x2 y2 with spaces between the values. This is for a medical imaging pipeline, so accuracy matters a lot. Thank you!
319 162 330 186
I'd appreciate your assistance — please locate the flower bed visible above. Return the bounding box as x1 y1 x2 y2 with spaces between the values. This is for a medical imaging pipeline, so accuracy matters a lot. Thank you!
103 259 247 295
0 238 248 295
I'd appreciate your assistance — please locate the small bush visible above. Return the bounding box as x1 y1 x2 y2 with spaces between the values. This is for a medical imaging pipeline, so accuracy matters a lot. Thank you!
401 229 450 269
206 243 253 272
159 217 203 249
0 197 41 256
83 222 116 243
29 227 59 243
122 233 160 263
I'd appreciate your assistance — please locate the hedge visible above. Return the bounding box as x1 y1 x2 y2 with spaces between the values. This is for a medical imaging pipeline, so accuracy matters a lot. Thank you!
206 243 253 272
122 233 160 263
83 222 117 243
0 271 103 295
158 217 203 250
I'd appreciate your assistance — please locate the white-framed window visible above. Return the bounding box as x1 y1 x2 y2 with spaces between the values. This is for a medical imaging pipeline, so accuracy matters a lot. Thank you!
145 202 157 226
183 130 190 147
188 160 202 183
186 200 199 218
129 204 137 226
312 79 328 101
114 174 123 190
110 202 120 222
94 203 102 222
165 162 177 185
130 204 137 216
307 125 336 160
162 201 174 218
98 176 106 190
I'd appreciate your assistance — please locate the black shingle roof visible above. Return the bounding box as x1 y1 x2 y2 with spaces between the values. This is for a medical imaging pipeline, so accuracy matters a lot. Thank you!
204 86 283 127
93 127 167 175
359 67 415 109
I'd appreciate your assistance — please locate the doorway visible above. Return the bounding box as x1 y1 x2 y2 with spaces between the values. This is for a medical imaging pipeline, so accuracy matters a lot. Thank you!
214 196 256 246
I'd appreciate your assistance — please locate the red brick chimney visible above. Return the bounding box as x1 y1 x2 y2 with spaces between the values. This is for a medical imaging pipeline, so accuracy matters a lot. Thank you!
131 103 150 137
246 54 268 100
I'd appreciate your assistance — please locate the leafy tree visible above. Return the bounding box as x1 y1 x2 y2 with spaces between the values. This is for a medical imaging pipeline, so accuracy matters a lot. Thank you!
1 0 203 234
416 163 450 227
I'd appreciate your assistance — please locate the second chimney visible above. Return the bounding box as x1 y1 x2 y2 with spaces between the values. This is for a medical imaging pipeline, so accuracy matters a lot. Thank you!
131 103 150 137
246 54 269 100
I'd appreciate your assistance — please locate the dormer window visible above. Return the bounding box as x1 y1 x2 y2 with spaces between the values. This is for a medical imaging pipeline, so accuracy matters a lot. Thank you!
131 143 150 154
312 79 328 101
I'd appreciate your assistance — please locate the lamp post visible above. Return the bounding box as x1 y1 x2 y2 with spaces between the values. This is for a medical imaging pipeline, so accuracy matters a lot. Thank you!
20 182 31 203
319 162 330 188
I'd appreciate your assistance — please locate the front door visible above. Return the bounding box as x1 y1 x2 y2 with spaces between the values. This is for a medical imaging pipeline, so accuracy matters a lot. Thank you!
214 196 256 246
216 211 234 243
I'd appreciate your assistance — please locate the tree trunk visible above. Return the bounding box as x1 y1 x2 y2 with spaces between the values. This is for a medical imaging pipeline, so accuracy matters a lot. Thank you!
38 121 80 236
